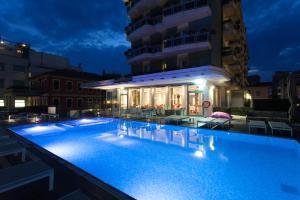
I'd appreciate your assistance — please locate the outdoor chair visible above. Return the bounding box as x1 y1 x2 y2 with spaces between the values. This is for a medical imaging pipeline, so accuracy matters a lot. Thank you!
0 160 54 193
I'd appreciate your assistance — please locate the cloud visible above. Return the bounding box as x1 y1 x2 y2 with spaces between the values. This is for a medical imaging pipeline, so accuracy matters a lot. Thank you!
279 45 300 57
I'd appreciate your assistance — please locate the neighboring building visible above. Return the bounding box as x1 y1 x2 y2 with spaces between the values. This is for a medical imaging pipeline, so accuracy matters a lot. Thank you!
84 0 248 116
272 71 290 99
4 69 106 114
0 38 70 107
247 82 272 100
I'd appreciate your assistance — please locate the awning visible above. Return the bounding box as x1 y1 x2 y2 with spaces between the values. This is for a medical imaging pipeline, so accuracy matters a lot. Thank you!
82 66 230 90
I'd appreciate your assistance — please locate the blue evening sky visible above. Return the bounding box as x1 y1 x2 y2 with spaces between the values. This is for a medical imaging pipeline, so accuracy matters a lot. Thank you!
0 0 299 80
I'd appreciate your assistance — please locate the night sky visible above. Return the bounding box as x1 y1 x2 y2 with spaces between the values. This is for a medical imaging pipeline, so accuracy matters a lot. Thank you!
0 0 299 80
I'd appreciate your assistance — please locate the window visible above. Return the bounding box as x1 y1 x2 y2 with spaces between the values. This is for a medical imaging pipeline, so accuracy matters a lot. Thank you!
170 86 184 109
13 65 26 72
77 82 82 91
13 80 25 87
0 63 5 71
53 98 59 106
15 100 25 108
77 99 82 108
66 81 73 91
53 80 60 90
0 79 4 88
0 100 4 107
66 98 73 108
88 98 93 106
255 90 261 97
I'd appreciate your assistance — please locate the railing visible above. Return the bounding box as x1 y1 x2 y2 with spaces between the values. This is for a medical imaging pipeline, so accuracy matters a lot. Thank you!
125 16 163 35
125 0 209 35
163 32 209 48
163 0 208 16
125 45 162 59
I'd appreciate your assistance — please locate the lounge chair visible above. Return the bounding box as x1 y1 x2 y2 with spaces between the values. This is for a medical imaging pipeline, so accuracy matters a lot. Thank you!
0 160 54 193
161 115 190 125
195 117 215 128
58 189 91 200
268 121 293 137
210 118 231 130
0 143 26 162
0 132 9 139
248 120 267 134
0 138 18 146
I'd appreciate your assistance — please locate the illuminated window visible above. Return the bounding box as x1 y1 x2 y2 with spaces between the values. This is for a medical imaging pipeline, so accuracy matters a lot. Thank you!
15 100 25 108
0 100 4 107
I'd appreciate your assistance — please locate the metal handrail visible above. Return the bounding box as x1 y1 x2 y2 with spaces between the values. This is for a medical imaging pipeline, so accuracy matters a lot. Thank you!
163 32 209 48
163 0 208 16
125 45 162 58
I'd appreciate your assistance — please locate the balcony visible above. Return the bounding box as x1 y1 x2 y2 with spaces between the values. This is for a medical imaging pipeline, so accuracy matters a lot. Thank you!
126 0 168 19
163 32 210 55
223 0 239 19
126 33 210 63
126 0 211 41
125 45 162 63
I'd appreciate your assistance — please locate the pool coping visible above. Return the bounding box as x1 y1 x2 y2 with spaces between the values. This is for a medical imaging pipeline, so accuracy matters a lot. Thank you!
6 128 136 200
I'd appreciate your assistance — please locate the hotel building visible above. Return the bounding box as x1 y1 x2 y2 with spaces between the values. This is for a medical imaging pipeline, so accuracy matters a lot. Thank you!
84 0 248 116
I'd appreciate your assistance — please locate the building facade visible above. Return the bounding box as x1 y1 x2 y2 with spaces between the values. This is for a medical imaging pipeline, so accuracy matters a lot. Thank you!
84 0 248 116
3 69 106 114
0 38 70 107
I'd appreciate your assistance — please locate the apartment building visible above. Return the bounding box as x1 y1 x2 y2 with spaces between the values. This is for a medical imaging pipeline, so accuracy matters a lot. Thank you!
0 38 69 108
84 0 248 116
4 69 106 114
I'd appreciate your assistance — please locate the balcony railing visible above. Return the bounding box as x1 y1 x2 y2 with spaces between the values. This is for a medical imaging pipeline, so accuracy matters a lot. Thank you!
126 0 209 36
163 32 209 48
125 16 163 35
163 0 208 16
125 45 162 59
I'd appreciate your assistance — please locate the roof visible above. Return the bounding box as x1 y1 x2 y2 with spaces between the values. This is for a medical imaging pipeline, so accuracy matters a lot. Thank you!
31 69 102 81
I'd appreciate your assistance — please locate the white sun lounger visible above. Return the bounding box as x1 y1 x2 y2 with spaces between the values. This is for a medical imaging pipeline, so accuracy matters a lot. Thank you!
268 121 293 137
0 138 18 146
162 115 190 125
58 189 91 200
211 118 230 130
195 117 215 128
0 143 26 162
248 120 267 134
0 160 54 193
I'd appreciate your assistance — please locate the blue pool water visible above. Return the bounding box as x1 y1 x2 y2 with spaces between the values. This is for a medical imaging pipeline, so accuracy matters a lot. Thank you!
10 118 300 200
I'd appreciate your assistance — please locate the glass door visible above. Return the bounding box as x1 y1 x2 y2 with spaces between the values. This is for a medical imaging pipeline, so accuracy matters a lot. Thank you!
188 92 203 116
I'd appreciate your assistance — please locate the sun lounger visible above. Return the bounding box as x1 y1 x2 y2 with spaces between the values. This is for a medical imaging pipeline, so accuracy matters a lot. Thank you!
0 132 9 139
195 117 215 128
58 189 91 200
248 120 267 134
0 143 26 162
210 118 230 130
268 121 293 137
162 115 190 125
0 160 54 193
0 138 18 146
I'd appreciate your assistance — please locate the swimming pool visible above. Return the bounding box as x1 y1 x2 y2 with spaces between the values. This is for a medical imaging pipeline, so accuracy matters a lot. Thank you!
10 118 300 200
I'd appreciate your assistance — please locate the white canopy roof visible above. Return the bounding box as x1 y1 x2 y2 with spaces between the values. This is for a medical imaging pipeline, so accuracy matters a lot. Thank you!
82 66 230 90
